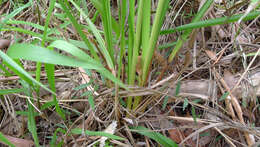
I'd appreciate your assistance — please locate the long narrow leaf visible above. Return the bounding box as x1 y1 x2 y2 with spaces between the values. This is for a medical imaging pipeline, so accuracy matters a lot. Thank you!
117 0 127 79
0 50 54 95
91 0 115 64
48 40 94 62
0 1 32 31
132 0 170 109
27 99 40 147
58 0 100 61
7 43 127 89
0 63 12 76
71 128 125 140
141 0 170 84
70 0 115 70
20 81 40 147
0 132 15 147
41 1 63 120
127 0 145 110
0 88 25 95
161 11 260 35
131 126 178 147
141 0 151 71
50 128 66 147
127 0 135 81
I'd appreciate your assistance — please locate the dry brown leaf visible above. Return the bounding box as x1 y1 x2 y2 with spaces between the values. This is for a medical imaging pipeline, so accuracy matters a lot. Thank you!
183 51 192 68
168 129 183 143
0 39 11 49
199 133 212 146
168 128 197 146
0 135 34 147
220 70 255 146
205 50 217 61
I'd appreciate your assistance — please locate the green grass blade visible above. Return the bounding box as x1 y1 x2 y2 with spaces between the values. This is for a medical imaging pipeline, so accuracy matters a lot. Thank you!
50 128 66 147
91 10 99 23
58 0 100 62
0 50 54 95
71 128 125 140
3 26 90 45
112 17 120 38
68 39 89 50
6 20 50 32
129 0 144 85
175 81 181 96
219 92 229 101
70 0 115 70
161 11 260 35
0 132 15 147
191 106 197 124
246 50 260 57
127 0 145 110
131 126 178 147
141 0 151 76
7 43 102 69
183 98 189 111
158 42 177 50
0 88 25 95
102 0 115 64
48 40 94 62
42 0 56 46
41 101 56 110
115 0 127 114
91 0 115 65
7 43 127 89
88 95 95 110
36 0 56 97
21 82 40 147
127 0 135 80
0 64 12 76
45 63 65 120
0 1 32 31
141 0 170 85
27 99 40 147
162 96 169 110
117 0 127 79
132 0 170 110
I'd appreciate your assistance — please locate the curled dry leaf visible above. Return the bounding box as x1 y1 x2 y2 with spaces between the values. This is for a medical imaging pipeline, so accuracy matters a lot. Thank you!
0 135 34 147
91 121 118 147
0 39 11 49
169 80 217 100
167 69 260 101
168 129 183 144
205 50 217 61
88 121 118 147
168 127 199 146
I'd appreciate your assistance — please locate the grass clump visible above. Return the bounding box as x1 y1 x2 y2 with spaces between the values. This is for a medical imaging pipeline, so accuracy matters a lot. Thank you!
0 0 260 146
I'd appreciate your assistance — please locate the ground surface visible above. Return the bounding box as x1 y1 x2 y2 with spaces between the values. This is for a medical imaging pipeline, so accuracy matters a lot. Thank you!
0 0 260 147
